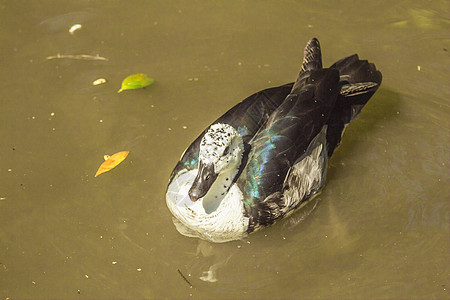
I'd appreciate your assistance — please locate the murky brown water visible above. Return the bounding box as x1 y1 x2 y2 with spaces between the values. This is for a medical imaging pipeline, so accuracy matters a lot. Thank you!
1 1 449 299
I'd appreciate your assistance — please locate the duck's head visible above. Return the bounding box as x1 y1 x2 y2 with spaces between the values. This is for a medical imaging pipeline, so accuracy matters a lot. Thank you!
189 123 244 202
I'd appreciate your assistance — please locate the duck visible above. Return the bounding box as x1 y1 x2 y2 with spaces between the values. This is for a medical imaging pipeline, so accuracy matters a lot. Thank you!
166 38 382 243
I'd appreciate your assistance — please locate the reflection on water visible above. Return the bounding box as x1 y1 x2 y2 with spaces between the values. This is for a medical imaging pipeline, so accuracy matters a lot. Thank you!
0 0 448 299
38 11 94 32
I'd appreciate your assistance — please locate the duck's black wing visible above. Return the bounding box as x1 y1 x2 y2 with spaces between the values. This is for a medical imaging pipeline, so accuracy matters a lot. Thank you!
237 38 341 230
168 83 293 184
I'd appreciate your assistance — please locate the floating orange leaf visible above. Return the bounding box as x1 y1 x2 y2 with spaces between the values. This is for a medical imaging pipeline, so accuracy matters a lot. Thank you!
95 151 130 177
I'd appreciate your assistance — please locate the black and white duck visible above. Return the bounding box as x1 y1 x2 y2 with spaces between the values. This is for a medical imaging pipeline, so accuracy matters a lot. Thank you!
166 38 382 242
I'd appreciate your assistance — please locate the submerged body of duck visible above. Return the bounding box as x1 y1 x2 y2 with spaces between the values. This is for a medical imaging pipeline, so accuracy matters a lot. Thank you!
166 38 382 242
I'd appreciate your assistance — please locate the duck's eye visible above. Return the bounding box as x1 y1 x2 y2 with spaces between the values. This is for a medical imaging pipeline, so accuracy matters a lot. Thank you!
205 174 211 181
223 146 230 156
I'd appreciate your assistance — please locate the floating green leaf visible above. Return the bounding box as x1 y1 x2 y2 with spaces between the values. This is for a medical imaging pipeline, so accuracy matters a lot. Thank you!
118 73 154 93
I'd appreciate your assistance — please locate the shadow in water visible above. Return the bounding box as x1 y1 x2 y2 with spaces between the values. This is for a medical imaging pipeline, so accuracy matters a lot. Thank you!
326 87 402 181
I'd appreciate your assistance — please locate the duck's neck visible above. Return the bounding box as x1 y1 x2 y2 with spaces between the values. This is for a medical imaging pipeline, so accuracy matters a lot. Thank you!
201 160 241 214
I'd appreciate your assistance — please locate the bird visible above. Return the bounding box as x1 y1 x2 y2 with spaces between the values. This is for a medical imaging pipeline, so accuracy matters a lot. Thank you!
166 38 382 243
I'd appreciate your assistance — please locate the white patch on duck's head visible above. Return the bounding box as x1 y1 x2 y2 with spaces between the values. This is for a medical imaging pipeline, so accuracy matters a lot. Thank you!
199 123 244 173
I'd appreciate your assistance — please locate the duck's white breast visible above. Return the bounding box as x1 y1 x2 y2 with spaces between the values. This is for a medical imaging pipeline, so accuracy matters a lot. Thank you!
166 169 249 242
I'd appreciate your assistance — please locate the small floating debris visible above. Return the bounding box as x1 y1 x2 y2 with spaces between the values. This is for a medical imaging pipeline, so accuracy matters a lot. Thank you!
46 54 109 61
93 78 107 86
177 269 193 288
69 24 82 35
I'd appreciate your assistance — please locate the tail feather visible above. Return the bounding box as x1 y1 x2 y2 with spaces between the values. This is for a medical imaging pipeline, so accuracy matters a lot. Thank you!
326 54 382 156
301 38 322 72
292 38 323 92
340 82 379 97
284 39 381 157
332 54 382 85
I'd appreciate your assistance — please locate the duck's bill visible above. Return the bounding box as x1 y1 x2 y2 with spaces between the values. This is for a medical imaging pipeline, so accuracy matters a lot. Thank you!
188 161 218 201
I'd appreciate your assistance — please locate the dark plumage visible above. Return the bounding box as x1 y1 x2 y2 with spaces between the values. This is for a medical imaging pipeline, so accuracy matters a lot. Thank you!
166 38 382 242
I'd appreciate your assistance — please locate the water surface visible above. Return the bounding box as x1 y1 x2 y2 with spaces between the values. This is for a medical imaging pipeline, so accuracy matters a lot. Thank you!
0 1 449 299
